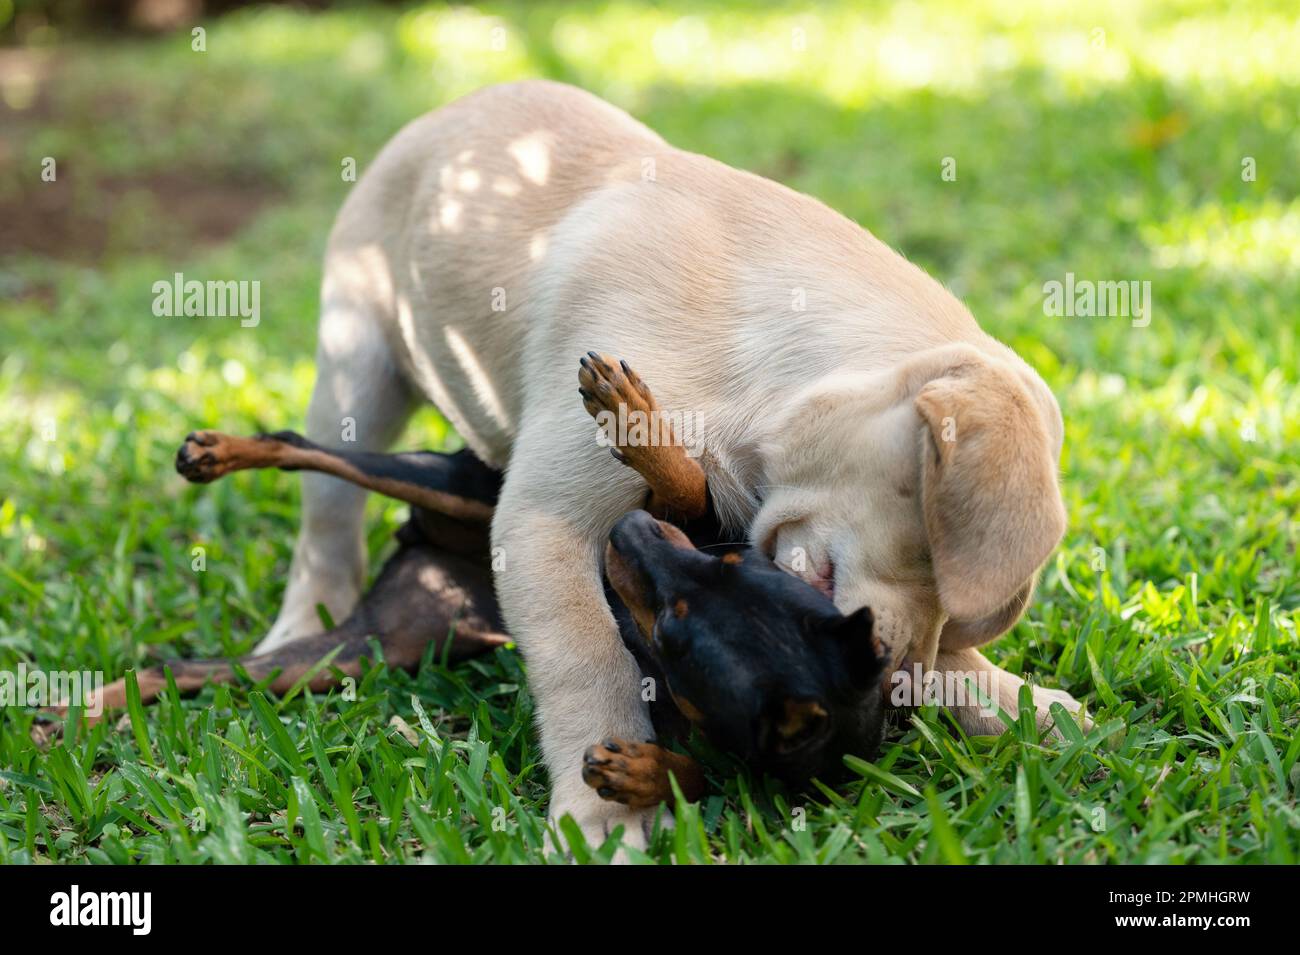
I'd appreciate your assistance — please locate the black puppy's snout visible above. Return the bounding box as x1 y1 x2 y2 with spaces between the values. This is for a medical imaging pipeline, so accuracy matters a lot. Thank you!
611 508 659 539
608 510 675 561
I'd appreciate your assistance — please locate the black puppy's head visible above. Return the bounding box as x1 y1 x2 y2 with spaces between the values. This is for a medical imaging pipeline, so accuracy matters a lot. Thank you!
605 509 886 783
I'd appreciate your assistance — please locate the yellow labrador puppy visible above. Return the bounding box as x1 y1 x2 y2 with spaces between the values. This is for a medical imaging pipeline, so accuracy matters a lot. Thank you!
260 80 1080 849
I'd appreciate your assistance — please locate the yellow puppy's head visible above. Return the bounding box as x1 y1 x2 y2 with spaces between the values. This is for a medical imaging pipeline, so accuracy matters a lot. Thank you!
751 343 1066 670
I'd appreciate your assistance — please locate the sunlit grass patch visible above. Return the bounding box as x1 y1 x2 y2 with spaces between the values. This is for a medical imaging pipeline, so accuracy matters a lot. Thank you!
1144 199 1300 276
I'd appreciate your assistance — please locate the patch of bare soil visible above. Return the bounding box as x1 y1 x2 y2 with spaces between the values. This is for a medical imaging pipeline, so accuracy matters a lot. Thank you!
0 169 281 263
0 49 282 265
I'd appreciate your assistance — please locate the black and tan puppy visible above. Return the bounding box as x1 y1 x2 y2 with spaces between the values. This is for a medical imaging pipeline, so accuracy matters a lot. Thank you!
75 358 886 812
593 510 886 802
576 354 886 806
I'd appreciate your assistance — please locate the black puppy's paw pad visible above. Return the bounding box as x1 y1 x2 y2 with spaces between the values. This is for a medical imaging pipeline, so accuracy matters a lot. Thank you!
175 430 228 483
580 738 670 809
176 444 213 482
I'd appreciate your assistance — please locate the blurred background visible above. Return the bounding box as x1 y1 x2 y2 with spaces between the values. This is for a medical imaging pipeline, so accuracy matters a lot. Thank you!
1 0 1296 677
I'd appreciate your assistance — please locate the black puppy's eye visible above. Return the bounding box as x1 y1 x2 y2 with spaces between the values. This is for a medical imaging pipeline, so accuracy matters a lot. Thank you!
760 698 830 756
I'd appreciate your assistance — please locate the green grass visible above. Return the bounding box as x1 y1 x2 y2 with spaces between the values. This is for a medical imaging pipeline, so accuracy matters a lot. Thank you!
1 0 1297 863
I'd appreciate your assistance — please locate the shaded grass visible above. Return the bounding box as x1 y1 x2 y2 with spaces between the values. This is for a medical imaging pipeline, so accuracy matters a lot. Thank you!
0 0 1296 863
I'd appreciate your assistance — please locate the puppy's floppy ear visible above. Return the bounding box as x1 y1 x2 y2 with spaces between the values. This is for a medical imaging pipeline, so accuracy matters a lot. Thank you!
914 355 1065 623
938 573 1035 649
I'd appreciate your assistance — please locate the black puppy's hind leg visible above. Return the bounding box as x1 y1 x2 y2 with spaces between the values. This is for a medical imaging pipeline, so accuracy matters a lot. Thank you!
67 541 507 724
176 430 501 522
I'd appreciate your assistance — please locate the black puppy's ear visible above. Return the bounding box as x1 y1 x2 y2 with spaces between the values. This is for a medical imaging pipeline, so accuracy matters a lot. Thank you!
823 607 885 688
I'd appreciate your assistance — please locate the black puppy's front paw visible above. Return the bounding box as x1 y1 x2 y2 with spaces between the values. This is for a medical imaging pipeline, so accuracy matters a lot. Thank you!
582 738 675 810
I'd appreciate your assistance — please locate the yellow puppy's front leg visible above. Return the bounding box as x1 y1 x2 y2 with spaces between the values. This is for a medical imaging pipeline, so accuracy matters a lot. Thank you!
931 646 1089 738
491 424 663 858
